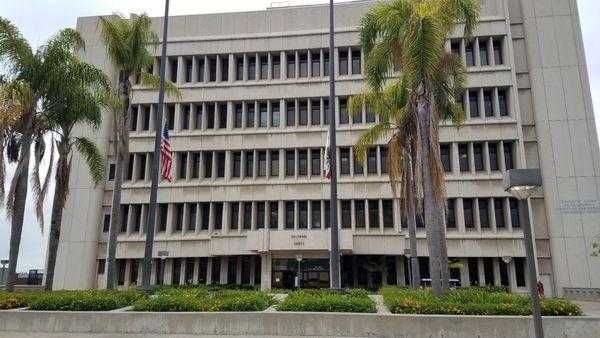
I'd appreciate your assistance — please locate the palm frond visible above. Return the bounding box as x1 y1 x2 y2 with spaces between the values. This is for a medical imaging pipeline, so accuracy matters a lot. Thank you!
139 72 182 100
0 17 34 76
31 133 54 230
73 137 105 187
436 0 481 39
354 122 392 164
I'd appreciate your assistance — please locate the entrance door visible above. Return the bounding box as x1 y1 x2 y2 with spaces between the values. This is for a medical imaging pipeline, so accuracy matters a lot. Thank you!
271 258 330 289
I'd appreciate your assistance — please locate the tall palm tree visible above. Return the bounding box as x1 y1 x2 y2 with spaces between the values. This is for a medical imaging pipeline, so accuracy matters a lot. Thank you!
39 50 112 291
350 79 422 289
0 18 88 291
359 0 479 297
99 14 179 289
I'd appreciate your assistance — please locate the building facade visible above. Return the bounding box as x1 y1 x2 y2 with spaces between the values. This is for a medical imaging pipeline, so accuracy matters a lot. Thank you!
52 0 600 298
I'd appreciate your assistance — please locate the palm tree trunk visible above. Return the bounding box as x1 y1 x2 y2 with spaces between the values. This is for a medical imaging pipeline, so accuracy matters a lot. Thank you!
438 209 450 291
6 133 32 292
416 89 443 298
105 150 124 290
404 148 420 289
44 143 69 291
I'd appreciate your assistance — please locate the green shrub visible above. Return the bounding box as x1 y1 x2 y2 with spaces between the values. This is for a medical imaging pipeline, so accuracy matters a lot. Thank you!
380 286 582 316
277 290 376 313
132 290 274 312
0 291 41 309
28 290 146 311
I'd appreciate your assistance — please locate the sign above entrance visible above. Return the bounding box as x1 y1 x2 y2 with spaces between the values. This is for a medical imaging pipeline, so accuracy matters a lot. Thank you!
246 229 353 252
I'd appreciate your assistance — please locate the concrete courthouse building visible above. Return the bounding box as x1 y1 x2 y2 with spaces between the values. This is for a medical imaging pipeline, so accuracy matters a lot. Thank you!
51 0 600 298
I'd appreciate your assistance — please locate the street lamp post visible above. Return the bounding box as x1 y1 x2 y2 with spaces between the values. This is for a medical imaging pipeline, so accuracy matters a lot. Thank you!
295 255 303 289
503 169 543 338
0 260 8 289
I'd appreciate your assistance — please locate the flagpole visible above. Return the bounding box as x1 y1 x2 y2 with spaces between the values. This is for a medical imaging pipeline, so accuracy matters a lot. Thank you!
328 0 341 290
141 0 170 293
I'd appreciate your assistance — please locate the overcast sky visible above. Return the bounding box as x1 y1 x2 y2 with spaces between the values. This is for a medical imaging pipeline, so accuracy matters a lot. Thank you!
1 0 599 272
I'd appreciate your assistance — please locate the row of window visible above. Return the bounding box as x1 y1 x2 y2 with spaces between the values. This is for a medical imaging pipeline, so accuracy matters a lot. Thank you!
440 141 515 174
458 87 510 119
450 36 505 68
143 47 362 85
114 145 391 182
446 197 521 231
102 198 396 235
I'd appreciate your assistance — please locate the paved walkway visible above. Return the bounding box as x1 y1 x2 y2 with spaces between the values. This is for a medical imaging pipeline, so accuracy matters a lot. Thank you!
574 300 600 316
0 334 356 338
370 294 391 314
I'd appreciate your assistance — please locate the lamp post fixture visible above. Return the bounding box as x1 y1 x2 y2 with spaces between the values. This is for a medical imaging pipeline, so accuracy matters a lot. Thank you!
0 259 8 289
403 249 412 288
295 255 303 289
157 251 169 286
503 169 543 338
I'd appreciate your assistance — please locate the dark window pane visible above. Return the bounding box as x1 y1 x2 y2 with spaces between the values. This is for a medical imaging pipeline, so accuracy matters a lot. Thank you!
355 200 365 228
247 103 255 128
258 151 267 177
182 105 190 130
352 107 362 123
270 151 279 177
299 53 308 77
323 52 330 76
484 257 494 285
340 148 350 175
311 100 320 125
285 202 294 229
194 105 202 129
179 153 187 179
159 204 168 232
269 202 279 229
451 41 460 56
494 199 505 228
351 49 361 74
246 151 254 177
468 258 479 286
207 105 215 129
209 57 216 82
299 101 308 126
298 201 308 228
311 149 320 176
489 143 499 171
204 152 213 178
493 40 503 65
218 104 227 129
170 58 178 82
367 148 377 174
130 107 138 131
440 144 451 172
341 201 351 228
235 104 243 128
191 152 200 179
382 200 394 228
214 203 223 230
339 98 349 124
459 144 469 172
368 200 379 229
244 202 252 229
286 150 295 177
515 257 526 287
474 143 484 171
447 200 456 228
247 56 256 80
498 89 508 116
260 56 268 80
103 214 110 232
469 91 479 118
138 154 146 180
287 54 295 78
201 203 210 230
167 105 175 130
311 201 321 229
260 103 268 127
465 41 475 67
272 55 280 79
354 151 364 175
366 106 375 123
464 199 474 228
286 101 295 127
217 152 225 178
324 201 330 228
380 148 388 174
108 163 115 181
311 52 320 76
211 257 220 284
198 58 205 82
479 199 489 228
324 99 330 125
504 143 514 170
479 40 489 66
221 57 228 81
188 204 197 231
236 56 244 81
232 152 241 178
142 107 150 131
256 202 265 229
271 102 280 127
175 204 184 231
298 150 307 176
227 256 237 284
339 50 348 75
484 90 493 117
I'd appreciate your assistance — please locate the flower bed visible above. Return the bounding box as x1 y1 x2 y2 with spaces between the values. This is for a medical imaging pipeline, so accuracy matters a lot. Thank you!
0 291 41 310
380 286 582 316
132 289 275 312
276 289 377 313
27 290 146 311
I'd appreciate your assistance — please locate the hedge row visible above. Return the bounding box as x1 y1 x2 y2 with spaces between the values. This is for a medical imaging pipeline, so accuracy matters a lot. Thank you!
276 289 377 313
27 290 147 311
0 291 40 310
132 289 275 312
380 286 582 316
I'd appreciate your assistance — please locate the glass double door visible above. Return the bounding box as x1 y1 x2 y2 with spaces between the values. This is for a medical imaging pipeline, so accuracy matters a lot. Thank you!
272 258 329 289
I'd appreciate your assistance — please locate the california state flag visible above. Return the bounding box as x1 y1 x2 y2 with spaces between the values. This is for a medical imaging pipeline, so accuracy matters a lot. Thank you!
323 130 331 179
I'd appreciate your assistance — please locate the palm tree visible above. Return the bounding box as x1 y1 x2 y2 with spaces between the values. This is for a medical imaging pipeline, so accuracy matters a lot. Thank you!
350 80 422 289
359 0 479 297
98 14 179 289
38 50 112 291
0 18 89 291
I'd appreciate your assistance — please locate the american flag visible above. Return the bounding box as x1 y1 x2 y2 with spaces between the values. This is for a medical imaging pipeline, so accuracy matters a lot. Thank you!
323 130 331 179
161 121 172 182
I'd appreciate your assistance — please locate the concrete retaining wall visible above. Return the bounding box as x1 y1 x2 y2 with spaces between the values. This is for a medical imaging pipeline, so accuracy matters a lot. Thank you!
1 311 600 337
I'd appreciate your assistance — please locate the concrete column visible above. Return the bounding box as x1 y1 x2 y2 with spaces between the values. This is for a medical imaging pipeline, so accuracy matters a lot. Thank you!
456 198 466 234
451 142 460 175
249 257 256 286
177 56 184 85
236 256 243 285
164 259 173 285
228 54 234 83
492 87 500 118
260 252 272 290
192 258 199 284
460 258 470 287
474 38 481 67
493 257 501 286
396 256 405 286
220 257 228 285
478 258 485 285
206 258 213 285
474 197 482 232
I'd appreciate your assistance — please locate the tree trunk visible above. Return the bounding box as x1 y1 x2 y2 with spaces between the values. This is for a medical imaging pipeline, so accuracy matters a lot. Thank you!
44 143 70 291
6 133 32 292
404 148 420 289
416 90 443 297
438 209 450 291
105 150 124 290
